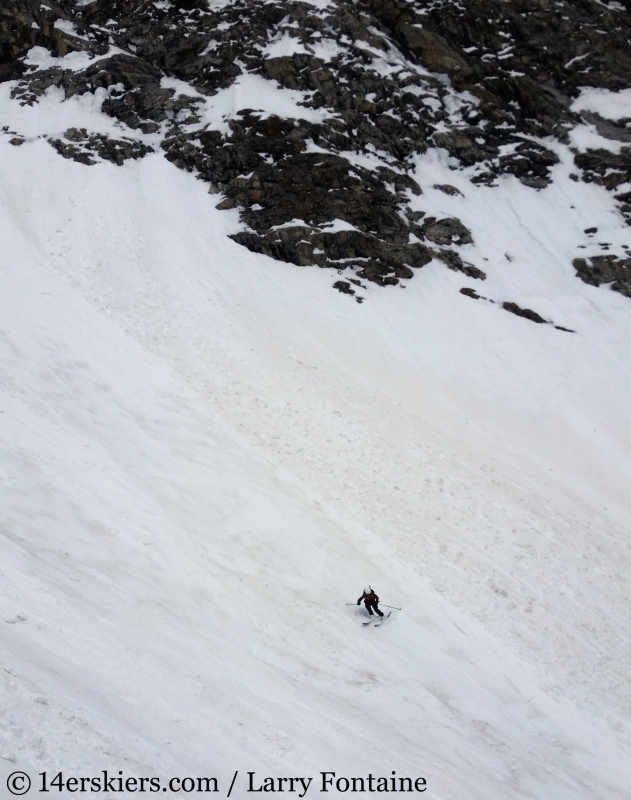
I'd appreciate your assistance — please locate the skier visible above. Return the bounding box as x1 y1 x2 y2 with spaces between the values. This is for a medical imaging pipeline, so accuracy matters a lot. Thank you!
357 587 384 618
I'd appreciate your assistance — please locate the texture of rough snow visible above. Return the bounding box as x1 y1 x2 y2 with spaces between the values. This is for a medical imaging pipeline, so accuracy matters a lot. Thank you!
2 5 631 796
1 126 631 798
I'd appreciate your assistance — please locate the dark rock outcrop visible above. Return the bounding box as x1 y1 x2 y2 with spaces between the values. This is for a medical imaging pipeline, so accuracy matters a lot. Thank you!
573 255 631 297
49 128 154 166
573 148 631 230
501 301 547 324
459 289 574 331
2 0 630 298
161 110 477 284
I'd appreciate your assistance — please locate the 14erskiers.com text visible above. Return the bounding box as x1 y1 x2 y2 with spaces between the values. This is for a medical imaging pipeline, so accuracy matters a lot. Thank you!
34 770 428 795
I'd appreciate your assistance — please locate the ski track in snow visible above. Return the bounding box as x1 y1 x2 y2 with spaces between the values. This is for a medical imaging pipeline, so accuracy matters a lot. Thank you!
1 79 631 798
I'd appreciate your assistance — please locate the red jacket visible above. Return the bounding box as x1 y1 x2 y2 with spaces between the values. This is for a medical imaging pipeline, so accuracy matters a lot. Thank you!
358 591 379 607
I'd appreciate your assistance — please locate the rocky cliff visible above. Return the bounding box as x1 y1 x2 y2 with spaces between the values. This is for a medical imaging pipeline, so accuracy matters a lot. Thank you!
2 0 630 300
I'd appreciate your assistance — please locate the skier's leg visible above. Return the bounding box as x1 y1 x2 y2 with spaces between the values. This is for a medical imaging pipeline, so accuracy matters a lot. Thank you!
369 602 383 617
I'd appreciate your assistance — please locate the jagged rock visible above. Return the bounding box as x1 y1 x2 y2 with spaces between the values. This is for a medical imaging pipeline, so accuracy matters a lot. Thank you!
422 217 473 247
11 67 88 105
462 289 574 330
434 184 463 197
0 0 108 81
2 0 630 299
12 52 202 132
49 128 153 166
367 0 631 127
470 171 499 187
333 280 355 295
573 256 631 298
436 250 486 280
87 54 162 89
502 302 547 324
49 137 96 166
579 111 631 144
572 147 631 242
575 148 631 191
432 130 486 167
102 88 201 131
497 142 559 189
573 146 631 236
231 226 432 285
162 111 436 282
460 287 482 299
334 280 365 303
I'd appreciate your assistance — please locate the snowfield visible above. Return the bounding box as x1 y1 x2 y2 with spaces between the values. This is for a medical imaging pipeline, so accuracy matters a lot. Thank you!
2 80 631 799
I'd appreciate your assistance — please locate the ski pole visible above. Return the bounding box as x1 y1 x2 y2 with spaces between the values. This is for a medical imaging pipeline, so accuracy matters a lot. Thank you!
381 604 402 610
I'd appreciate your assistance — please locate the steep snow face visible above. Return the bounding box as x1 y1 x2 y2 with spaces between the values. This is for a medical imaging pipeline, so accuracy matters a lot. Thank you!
2 128 631 799
1 1 631 798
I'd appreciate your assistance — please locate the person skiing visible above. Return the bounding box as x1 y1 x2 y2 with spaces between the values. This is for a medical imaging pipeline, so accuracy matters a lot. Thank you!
357 587 384 618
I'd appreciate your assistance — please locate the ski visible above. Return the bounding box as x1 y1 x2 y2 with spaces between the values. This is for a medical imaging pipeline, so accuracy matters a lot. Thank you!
374 612 392 627
362 617 374 626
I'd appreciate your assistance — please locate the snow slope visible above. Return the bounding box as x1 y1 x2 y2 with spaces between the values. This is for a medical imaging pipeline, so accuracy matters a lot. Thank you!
2 88 631 798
